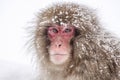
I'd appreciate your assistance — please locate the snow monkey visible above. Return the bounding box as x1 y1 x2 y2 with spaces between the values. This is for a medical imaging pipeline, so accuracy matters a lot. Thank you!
32 2 120 80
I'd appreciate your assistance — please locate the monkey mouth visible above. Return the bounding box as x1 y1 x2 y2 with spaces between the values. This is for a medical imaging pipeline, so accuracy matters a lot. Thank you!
51 53 68 56
50 53 69 64
53 54 67 55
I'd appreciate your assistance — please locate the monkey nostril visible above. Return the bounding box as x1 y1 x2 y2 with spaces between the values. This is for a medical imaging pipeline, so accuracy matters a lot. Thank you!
58 44 61 47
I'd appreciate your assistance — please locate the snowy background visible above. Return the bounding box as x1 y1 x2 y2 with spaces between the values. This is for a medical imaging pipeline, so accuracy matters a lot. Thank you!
0 0 120 80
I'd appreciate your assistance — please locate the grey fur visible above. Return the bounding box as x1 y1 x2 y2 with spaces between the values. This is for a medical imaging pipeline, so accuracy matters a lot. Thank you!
33 2 120 80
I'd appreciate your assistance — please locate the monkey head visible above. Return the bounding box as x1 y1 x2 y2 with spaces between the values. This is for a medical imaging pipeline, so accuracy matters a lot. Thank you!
34 3 95 66
35 3 102 66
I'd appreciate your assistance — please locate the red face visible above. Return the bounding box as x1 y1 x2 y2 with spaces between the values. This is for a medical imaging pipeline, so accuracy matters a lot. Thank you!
48 25 75 65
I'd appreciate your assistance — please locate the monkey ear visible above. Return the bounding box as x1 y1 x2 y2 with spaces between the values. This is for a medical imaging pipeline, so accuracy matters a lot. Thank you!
75 28 81 37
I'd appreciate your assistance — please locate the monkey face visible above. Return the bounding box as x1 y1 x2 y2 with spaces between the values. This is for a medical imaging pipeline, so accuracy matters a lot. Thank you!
47 25 75 65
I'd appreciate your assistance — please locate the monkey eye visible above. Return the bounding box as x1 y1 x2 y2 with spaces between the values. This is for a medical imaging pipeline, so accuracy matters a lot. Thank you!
64 28 72 33
51 28 58 33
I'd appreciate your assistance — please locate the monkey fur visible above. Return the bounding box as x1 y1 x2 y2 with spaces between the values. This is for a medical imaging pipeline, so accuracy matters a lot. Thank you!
32 2 120 80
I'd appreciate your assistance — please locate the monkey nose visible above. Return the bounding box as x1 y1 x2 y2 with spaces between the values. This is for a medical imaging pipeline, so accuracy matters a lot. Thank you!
55 41 62 48
55 39 63 48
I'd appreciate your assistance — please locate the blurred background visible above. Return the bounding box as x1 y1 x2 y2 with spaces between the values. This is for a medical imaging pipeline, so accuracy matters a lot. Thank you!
0 0 120 80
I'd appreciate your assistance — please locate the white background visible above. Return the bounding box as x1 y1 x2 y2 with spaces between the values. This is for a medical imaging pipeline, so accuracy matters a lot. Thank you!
0 0 120 80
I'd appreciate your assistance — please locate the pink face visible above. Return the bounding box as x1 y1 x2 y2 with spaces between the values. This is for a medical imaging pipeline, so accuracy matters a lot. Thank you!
48 25 75 65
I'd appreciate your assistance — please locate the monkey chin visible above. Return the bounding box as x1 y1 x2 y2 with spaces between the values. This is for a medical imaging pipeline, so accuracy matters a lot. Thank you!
50 54 70 65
